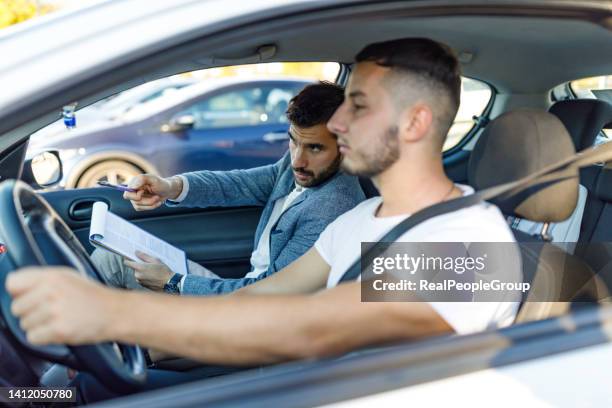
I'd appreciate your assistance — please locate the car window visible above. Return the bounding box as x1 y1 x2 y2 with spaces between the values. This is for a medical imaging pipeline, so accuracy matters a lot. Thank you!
141 85 192 103
443 77 493 152
25 62 339 190
180 84 302 129
571 75 612 142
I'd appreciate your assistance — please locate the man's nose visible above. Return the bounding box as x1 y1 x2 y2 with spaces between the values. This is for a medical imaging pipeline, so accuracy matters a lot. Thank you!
327 103 348 136
292 146 308 168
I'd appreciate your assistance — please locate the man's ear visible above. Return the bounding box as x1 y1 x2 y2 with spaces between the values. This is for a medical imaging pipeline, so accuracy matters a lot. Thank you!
400 103 433 143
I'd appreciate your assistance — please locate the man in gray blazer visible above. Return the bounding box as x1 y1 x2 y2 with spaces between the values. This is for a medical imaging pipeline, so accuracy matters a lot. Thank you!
92 81 365 295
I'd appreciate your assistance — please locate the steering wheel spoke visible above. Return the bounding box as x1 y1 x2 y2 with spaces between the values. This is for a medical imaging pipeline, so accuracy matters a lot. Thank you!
0 180 147 392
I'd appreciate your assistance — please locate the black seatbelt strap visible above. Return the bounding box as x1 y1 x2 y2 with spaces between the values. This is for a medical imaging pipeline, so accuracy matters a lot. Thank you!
338 192 483 283
338 141 612 284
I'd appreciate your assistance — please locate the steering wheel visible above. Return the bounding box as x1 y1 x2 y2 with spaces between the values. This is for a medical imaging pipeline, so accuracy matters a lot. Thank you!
0 180 146 392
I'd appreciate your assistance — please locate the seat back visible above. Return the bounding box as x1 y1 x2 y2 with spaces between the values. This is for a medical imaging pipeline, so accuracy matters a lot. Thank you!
468 109 609 322
513 229 609 323
549 99 612 151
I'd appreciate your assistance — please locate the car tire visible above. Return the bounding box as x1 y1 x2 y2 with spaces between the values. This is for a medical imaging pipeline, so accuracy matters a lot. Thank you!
75 160 143 188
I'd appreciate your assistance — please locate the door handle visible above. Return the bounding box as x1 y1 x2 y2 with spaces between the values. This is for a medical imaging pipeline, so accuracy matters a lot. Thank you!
69 198 107 221
262 132 289 143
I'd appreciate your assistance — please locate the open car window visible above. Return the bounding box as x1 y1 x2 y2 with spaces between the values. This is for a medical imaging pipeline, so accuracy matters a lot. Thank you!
25 62 340 190
25 67 491 191
444 77 492 152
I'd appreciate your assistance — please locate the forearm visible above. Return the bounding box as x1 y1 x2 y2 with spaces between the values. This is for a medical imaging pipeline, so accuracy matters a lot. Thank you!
105 284 452 366
181 274 267 296
108 290 321 365
176 166 277 208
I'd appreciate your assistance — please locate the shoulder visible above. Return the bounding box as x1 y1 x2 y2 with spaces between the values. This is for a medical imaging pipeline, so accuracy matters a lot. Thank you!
310 172 366 203
276 152 292 170
300 175 367 219
271 153 295 187
410 184 515 242
327 171 362 190
412 202 516 243
320 197 380 228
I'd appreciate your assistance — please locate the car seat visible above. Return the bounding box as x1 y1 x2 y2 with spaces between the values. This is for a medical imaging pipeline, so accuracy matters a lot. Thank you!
510 99 612 247
467 109 610 323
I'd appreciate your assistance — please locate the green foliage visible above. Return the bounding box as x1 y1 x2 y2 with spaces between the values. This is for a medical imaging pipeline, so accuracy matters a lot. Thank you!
0 0 55 29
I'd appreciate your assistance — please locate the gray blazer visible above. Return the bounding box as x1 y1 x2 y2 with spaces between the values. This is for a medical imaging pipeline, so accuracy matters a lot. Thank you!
171 152 365 295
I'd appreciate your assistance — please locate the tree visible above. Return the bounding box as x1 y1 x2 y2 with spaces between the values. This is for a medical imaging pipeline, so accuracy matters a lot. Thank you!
0 0 54 29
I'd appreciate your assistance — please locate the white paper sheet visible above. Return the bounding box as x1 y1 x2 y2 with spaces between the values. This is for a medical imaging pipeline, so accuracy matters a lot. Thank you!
88 201 188 275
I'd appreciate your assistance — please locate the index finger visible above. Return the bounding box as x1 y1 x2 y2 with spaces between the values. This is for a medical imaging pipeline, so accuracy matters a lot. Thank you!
135 250 160 264
5 269 42 297
123 189 144 201
127 174 147 190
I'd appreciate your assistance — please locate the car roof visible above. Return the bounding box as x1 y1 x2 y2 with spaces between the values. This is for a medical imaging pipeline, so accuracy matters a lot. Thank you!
0 0 302 110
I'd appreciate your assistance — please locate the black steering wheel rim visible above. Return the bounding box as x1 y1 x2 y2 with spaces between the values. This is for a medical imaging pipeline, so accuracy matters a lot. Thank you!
0 179 146 392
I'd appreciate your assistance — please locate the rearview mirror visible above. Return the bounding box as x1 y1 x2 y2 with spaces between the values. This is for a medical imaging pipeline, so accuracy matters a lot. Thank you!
23 151 63 188
161 114 195 133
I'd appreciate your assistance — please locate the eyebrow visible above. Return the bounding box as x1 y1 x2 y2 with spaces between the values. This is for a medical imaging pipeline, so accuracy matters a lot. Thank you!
348 90 366 99
288 131 325 149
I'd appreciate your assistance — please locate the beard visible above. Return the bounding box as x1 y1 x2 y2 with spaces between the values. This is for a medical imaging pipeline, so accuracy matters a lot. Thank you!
341 125 400 177
293 152 342 187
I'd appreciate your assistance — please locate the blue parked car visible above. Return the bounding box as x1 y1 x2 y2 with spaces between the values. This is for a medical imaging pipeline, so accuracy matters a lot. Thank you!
27 77 311 188
30 77 198 142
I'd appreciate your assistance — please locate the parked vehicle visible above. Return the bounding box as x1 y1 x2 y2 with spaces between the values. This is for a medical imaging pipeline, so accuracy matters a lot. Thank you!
29 76 197 142
27 78 310 188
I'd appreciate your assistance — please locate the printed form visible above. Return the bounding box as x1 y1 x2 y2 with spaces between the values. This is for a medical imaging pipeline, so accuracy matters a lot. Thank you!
89 202 188 275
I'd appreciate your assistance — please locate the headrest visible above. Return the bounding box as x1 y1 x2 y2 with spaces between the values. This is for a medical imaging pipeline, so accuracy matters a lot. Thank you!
468 109 578 222
549 99 612 151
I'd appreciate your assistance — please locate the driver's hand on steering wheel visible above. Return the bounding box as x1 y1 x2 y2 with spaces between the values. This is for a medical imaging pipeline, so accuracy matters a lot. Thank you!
5 268 117 346
123 174 183 211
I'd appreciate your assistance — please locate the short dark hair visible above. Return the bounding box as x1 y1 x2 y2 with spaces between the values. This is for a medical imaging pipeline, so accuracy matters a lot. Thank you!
286 81 344 128
355 38 461 138
356 38 461 107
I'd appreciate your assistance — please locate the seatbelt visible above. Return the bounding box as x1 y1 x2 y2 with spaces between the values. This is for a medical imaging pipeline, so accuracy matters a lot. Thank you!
338 141 612 283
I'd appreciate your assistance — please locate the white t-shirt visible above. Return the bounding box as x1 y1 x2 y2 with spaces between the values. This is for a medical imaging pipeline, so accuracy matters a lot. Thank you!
314 184 521 335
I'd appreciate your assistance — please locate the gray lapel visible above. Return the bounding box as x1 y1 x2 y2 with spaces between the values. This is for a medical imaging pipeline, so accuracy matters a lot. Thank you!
284 188 311 211
269 188 312 232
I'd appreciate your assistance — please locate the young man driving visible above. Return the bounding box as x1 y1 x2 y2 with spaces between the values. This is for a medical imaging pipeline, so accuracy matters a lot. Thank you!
7 38 519 379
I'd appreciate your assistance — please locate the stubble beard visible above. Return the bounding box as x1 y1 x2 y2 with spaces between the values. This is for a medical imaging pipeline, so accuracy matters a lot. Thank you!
341 125 400 178
295 152 343 187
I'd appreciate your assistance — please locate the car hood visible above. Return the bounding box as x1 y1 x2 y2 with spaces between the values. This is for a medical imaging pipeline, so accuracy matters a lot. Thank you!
27 120 124 157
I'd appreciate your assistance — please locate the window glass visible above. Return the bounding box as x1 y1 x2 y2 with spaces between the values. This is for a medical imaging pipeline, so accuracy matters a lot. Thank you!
26 62 339 190
180 84 303 129
571 76 612 141
444 77 493 152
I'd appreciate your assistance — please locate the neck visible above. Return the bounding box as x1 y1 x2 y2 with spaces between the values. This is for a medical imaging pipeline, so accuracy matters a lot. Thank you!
373 154 459 217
